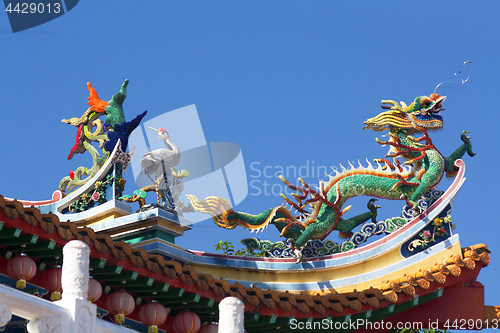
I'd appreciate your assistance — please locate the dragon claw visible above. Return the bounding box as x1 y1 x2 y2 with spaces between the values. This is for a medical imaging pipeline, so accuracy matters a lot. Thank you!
294 248 303 263
368 198 381 222
367 198 381 210
460 131 471 142
460 131 476 157
405 197 416 208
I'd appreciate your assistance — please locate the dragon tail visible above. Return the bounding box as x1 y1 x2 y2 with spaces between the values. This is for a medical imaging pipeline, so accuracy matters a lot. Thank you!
186 195 237 229
187 194 304 235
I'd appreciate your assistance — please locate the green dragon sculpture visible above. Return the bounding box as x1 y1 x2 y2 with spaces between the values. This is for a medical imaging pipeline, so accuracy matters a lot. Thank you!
187 93 475 256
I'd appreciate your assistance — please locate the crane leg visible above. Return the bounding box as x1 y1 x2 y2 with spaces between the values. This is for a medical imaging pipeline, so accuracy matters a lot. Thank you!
147 174 156 184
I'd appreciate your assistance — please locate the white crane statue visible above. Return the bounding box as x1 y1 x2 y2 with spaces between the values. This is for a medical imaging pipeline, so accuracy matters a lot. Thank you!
141 127 180 178
141 127 185 212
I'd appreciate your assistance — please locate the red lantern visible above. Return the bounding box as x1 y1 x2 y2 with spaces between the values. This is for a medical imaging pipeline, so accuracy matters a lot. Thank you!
199 322 218 333
88 277 102 303
139 301 168 333
7 254 37 290
173 310 201 333
42 266 62 301
106 290 135 325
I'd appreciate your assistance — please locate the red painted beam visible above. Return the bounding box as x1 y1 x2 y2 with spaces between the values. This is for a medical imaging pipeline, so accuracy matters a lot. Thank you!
354 278 486 332
384 280 485 330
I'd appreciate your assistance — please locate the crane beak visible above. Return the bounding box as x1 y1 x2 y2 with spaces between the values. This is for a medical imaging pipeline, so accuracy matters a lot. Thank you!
148 127 159 133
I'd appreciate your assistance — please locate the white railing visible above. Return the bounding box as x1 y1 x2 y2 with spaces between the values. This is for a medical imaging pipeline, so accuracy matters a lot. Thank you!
0 240 245 333
0 240 137 333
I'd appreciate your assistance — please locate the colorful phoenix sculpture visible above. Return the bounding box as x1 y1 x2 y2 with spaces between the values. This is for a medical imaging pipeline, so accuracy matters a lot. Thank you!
59 80 146 193
187 93 475 257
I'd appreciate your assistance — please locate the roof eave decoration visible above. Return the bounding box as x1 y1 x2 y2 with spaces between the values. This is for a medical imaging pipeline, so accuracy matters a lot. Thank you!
0 194 492 331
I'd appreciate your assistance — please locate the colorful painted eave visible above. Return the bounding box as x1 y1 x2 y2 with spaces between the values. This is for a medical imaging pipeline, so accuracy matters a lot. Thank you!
0 194 497 332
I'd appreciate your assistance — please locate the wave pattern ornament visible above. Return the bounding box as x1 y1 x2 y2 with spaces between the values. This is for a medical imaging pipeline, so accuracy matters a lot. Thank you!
242 190 444 258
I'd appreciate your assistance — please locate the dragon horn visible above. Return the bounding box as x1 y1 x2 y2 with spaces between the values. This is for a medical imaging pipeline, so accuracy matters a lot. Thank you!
380 100 405 112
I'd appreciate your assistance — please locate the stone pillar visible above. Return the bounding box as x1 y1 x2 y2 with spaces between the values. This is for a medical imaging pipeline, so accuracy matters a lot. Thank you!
62 240 90 300
57 240 97 333
218 297 244 333
0 300 12 327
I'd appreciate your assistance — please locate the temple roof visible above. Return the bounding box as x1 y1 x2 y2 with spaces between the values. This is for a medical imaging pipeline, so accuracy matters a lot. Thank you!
0 194 493 332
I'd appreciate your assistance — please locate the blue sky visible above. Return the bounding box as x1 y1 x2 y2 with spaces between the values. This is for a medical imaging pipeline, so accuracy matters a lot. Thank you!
2 0 500 323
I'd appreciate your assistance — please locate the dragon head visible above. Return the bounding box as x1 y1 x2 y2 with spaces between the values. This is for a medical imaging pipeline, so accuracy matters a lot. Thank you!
363 93 445 132
403 93 445 129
